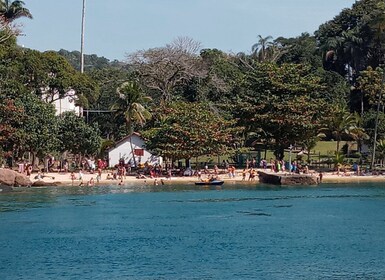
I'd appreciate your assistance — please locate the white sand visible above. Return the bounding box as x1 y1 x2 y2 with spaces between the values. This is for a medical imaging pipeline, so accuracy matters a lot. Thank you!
27 169 385 186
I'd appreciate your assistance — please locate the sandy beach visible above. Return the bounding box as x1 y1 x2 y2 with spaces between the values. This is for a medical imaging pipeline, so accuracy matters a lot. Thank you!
27 169 385 187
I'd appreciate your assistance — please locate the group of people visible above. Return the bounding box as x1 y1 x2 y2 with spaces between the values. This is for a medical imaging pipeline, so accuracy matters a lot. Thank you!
241 168 257 181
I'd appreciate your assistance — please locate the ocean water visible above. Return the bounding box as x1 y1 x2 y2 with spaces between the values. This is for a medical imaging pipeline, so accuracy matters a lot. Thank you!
0 183 385 280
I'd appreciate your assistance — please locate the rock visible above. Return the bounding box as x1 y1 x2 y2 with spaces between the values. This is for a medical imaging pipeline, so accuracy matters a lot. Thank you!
15 172 33 187
32 180 61 187
0 168 16 186
0 168 32 187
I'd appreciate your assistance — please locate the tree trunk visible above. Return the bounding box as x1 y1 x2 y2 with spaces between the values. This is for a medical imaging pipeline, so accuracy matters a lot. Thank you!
129 135 137 167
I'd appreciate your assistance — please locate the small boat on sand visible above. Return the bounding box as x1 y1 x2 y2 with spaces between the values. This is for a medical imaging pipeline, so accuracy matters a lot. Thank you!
195 180 224 186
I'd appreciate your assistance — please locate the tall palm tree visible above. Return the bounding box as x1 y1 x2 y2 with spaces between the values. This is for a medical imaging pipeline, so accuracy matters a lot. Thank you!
252 35 273 62
111 81 152 167
0 0 32 22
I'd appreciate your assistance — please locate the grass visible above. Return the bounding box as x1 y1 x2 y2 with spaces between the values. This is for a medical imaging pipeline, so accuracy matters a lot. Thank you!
187 141 359 169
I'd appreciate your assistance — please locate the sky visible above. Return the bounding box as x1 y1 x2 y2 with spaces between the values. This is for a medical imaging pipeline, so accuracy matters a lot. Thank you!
18 0 356 61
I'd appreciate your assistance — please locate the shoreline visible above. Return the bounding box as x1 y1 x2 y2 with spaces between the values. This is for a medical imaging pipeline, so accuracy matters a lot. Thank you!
24 169 385 187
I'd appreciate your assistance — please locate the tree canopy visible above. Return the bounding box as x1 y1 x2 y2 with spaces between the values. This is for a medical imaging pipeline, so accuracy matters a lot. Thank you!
4 0 385 167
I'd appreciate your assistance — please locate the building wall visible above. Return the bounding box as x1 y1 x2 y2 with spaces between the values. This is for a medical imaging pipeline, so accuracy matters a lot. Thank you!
43 90 82 116
52 95 81 116
108 135 162 167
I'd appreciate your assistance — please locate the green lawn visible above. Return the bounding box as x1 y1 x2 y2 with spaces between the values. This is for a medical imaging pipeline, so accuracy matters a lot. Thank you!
189 141 359 169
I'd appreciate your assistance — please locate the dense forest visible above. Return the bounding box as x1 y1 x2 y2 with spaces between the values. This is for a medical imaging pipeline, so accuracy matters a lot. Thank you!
2 0 385 169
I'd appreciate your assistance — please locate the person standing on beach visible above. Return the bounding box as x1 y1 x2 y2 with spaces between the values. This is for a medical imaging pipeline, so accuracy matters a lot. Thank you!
79 170 83 181
70 172 76 185
231 165 236 178
96 168 102 183
242 169 247 181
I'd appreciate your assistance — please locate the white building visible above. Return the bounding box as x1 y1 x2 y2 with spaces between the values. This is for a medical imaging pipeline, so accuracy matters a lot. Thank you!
107 133 162 167
43 90 82 116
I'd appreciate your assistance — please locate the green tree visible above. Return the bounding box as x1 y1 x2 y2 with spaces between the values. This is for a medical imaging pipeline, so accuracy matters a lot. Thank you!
58 111 101 156
252 35 273 62
0 97 23 158
315 0 385 79
111 81 152 166
143 101 242 163
362 109 385 148
14 93 59 166
0 47 99 107
0 0 32 22
320 104 364 153
234 62 328 159
375 139 385 166
275 33 322 68
87 66 134 139
357 66 384 113
57 49 111 72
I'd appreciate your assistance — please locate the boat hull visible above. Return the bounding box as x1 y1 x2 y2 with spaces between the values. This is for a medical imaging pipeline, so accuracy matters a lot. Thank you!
195 180 224 186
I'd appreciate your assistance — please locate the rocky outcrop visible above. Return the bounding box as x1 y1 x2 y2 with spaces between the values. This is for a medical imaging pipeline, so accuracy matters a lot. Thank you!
32 180 61 187
258 171 319 186
0 168 32 187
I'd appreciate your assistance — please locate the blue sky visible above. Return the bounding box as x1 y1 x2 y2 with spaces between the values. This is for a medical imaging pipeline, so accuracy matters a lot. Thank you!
18 0 356 61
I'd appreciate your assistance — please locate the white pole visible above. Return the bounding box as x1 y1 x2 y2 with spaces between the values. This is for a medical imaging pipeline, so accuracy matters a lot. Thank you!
80 0 86 74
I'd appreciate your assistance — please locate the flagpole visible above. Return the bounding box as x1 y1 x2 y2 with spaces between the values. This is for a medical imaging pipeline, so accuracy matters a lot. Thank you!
80 0 86 73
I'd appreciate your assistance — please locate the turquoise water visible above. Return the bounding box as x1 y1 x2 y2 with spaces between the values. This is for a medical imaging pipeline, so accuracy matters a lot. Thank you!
1 184 385 279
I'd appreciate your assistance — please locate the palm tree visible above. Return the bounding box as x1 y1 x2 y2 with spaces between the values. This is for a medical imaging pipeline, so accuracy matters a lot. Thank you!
319 105 365 153
252 35 273 62
376 139 385 167
0 0 32 22
111 81 152 167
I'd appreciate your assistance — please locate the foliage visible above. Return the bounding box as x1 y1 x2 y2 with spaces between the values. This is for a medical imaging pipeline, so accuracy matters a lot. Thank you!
0 46 99 107
362 109 385 147
111 81 152 166
0 97 23 152
234 62 328 159
58 111 101 156
87 66 134 139
333 151 346 167
143 101 243 161
4 1 385 167
111 81 152 134
319 104 364 152
375 139 385 165
275 33 322 68
127 37 206 104
14 92 59 159
178 48 244 106
0 0 32 22
252 35 273 62
315 0 385 82
357 66 384 108
0 15 19 43
57 49 111 72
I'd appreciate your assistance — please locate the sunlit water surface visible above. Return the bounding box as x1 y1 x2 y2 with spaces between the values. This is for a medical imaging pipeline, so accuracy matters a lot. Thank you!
1 183 385 280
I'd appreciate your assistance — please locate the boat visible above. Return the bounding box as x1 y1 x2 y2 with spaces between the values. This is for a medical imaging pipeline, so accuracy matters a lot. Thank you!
195 180 224 186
